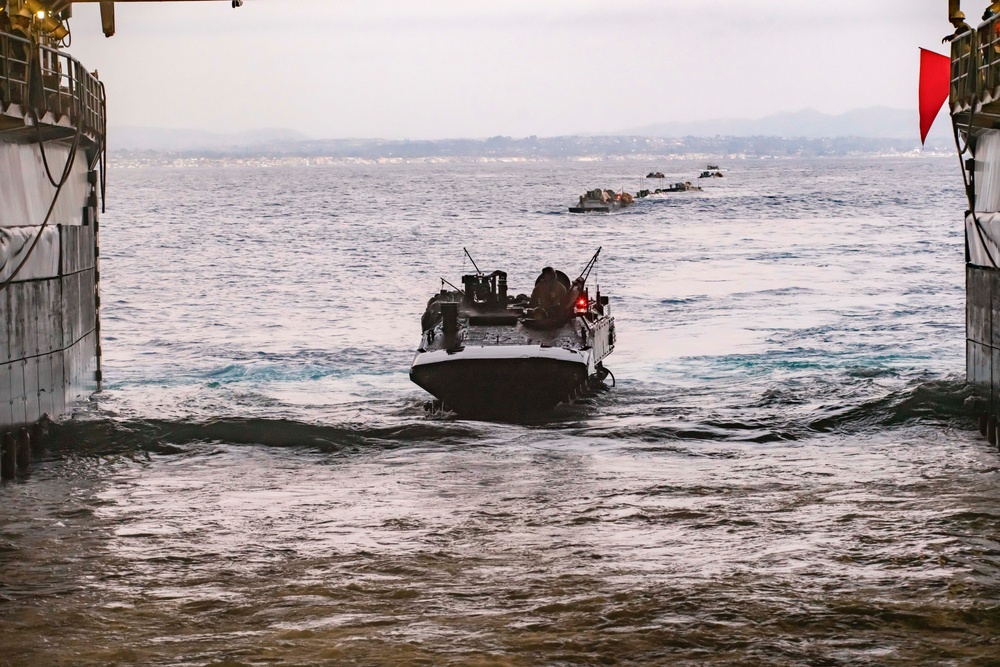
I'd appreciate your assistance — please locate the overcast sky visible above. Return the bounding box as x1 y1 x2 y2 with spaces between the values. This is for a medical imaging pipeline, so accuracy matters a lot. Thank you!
65 0 958 139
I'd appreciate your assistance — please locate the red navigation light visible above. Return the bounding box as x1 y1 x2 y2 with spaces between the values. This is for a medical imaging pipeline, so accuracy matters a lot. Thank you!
575 296 588 313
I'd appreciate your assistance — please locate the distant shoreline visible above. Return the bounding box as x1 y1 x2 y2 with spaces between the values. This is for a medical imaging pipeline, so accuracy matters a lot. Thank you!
107 150 954 169
107 134 954 164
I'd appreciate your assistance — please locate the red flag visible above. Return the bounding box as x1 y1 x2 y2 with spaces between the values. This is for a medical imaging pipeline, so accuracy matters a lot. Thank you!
919 48 951 144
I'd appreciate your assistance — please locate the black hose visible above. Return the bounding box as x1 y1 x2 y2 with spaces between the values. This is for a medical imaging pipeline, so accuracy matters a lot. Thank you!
953 115 999 269
0 117 83 294
36 120 65 188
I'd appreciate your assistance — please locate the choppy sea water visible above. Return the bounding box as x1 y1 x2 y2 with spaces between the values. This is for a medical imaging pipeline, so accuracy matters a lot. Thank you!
2 157 1000 666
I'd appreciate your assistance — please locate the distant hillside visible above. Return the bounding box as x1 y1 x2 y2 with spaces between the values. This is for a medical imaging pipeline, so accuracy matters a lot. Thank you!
110 126 310 152
108 134 952 161
107 107 958 159
620 107 952 142
111 107 953 154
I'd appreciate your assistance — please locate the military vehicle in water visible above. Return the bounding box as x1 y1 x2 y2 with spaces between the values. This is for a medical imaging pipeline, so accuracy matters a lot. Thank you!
410 249 615 418
569 188 633 213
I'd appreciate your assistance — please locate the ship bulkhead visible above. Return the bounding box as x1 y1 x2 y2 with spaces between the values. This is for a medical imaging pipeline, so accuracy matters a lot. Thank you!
1 28 104 435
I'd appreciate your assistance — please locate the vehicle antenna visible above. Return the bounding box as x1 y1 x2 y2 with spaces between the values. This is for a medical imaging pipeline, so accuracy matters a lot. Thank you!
463 247 483 276
576 247 602 285
441 277 466 295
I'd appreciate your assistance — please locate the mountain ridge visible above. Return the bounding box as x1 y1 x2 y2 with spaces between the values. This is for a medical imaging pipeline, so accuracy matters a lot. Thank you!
617 106 949 141
111 107 949 152
110 126 310 152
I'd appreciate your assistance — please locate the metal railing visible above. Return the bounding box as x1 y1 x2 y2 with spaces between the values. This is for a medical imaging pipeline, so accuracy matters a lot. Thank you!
980 16 1000 102
0 30 105 139
951 29 978 108
0 30 31 110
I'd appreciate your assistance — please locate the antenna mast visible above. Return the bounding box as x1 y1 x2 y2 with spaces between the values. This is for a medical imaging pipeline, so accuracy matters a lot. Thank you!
577 247 602 284
463 247 482 276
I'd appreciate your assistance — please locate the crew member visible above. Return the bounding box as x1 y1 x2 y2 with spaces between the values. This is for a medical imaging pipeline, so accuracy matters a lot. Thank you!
529 267 568 322
944 10 972 42
5 13 32 107
0 13 11 100
986 2 1000 20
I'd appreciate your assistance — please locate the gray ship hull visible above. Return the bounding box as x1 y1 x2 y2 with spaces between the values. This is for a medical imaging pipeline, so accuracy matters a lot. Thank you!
967 265 1000 427
2 30 105 442
1 218 100 429
946 17 1000 445
958 153 1000 443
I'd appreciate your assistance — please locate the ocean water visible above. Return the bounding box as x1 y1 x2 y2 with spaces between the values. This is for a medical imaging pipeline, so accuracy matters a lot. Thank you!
2 157 999 666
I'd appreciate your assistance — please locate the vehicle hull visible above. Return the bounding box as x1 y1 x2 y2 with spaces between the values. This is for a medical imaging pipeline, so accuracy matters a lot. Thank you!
410 346 591 417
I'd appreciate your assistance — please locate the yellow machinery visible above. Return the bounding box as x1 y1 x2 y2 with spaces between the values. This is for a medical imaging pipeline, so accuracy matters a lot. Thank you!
0 0 241 41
